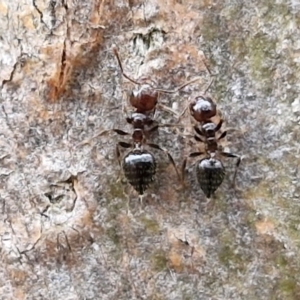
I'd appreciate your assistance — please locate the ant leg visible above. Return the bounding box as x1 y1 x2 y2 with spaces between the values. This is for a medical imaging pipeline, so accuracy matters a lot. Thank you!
77 129 111 147
222 127 246 140
149 120 184 132
181 158 187 185
114 129 130 136
113 47 142 85
181 152 204 185
147 143 181 182
148 122 159 133
194 135 205 143
146 121 184 140
218 130 227 141
119 141 132 148
156 103 180 117
215 119 224 132
115 143 123 180
194 125 204 136
116 143 122 167
220 152 241 189
126 116 133 125
189 152 205 158
158 121 185 129
177 103 189 121
116 141 132 178
77 128 131 147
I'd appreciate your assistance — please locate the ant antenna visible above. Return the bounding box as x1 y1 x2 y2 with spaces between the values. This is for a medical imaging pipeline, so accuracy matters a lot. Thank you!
113 47 143 85
201 57 215 93
155 77 202 94
113 47 200 93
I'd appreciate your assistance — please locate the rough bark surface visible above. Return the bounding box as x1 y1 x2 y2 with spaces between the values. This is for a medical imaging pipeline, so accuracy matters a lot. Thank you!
1 0 300 299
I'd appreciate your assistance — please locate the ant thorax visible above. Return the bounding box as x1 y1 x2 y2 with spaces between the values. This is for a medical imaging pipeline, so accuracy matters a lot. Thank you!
130 86 158 113
202 122 217 136
131 112 148 122
129 112 153 130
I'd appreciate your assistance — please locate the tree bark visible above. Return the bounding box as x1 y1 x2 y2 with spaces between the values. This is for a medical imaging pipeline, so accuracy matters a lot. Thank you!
1 0 300 299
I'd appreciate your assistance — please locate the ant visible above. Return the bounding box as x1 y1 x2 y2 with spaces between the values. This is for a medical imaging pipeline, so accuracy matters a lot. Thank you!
112 48 200 195
181 63 241 198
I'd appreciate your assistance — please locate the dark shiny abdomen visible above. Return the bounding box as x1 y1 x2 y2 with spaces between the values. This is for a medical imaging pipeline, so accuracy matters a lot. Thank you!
123 150 156 195
196 158 225 198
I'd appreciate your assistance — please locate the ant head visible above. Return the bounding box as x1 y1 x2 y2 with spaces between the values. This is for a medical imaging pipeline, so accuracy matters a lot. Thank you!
189 94 217 122
129 84 158 113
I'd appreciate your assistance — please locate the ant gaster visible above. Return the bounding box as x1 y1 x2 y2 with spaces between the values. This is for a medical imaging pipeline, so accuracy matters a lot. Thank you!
182 63 240 198
113 48 199 195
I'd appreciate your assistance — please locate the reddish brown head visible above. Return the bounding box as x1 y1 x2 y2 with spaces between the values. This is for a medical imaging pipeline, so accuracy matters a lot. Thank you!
189 95 217 123
129 83 158 113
